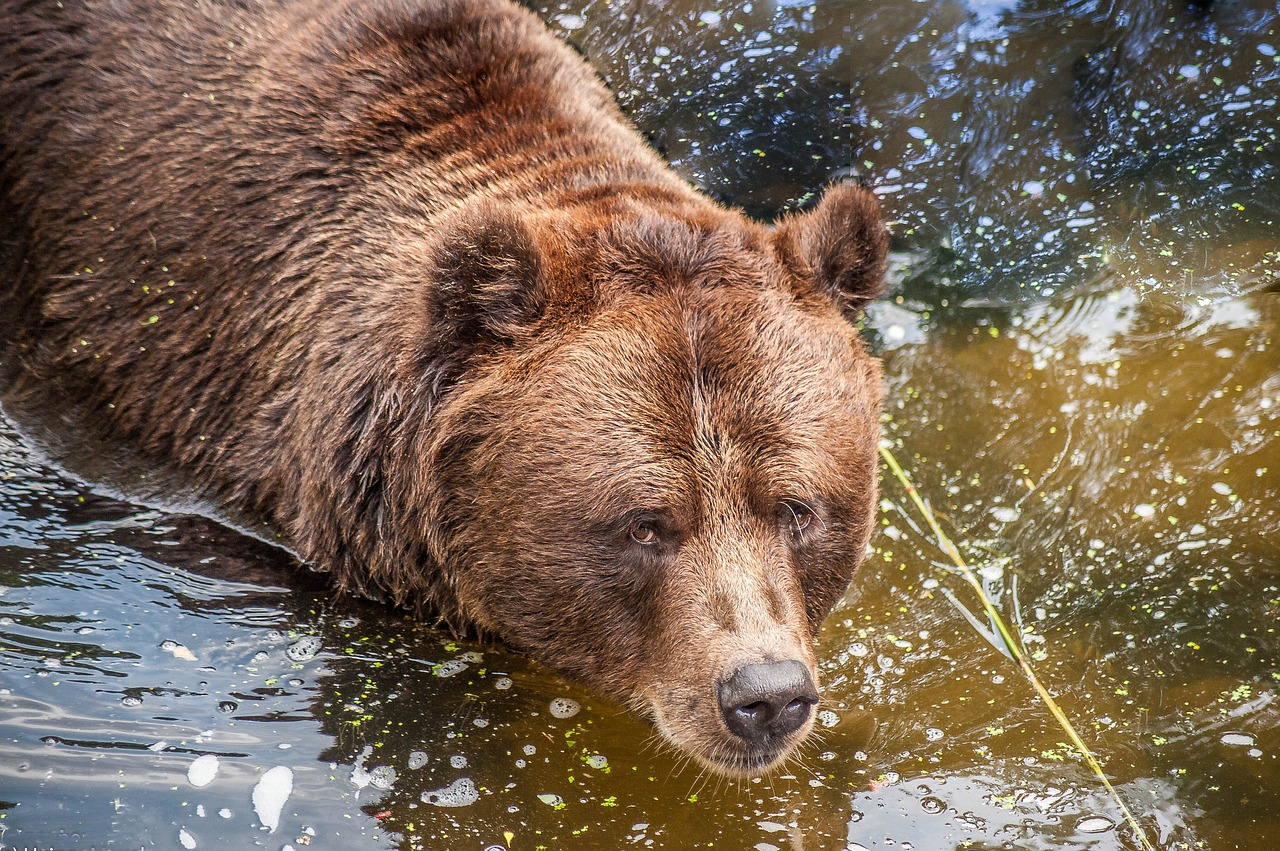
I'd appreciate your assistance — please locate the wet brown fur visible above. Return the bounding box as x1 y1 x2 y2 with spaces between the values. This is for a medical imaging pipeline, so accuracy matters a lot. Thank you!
0 0 888 773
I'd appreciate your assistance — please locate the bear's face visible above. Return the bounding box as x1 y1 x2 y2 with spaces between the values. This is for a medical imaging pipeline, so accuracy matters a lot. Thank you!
419 185 888 775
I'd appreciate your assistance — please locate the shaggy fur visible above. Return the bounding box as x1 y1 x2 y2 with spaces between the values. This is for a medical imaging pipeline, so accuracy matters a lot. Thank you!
0 0 888 773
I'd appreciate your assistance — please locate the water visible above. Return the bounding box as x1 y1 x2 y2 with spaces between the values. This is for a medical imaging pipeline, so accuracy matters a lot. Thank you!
2 0 1279 848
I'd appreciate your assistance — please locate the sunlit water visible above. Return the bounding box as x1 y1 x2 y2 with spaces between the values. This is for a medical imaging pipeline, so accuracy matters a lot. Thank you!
2 1 1278 849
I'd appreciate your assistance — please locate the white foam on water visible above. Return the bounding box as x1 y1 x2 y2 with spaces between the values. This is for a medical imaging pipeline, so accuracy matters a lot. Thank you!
549 697 580 719
252 766 294 832
421 777 479 807
187 754 219 788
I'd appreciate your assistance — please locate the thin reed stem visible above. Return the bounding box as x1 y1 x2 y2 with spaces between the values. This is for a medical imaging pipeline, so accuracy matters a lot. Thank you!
878 443 1154 851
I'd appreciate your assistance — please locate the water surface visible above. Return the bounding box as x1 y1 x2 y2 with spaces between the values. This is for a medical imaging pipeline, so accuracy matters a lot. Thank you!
2 1 1278 848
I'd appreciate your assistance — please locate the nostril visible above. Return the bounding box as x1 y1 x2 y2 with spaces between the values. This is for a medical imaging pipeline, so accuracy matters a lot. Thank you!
719 660 818 743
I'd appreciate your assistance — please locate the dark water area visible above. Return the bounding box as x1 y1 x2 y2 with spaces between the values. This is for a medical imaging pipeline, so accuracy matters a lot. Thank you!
2 1 1279 849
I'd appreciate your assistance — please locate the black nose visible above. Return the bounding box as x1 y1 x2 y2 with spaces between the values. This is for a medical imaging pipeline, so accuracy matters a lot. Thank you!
718 660 818 743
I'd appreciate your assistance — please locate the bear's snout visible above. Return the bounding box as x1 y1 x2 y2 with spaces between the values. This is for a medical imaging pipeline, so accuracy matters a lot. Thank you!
718 659 818 743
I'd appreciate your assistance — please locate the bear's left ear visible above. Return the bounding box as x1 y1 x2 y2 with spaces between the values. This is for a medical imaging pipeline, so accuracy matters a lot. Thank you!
424 201 549 358
770 183 889 321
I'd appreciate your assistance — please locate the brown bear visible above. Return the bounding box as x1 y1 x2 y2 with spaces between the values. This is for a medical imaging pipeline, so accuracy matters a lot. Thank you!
0 0 887 775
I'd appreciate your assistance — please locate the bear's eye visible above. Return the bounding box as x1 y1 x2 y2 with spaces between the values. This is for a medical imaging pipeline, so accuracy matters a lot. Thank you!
781 499 816 534
629 522 659 546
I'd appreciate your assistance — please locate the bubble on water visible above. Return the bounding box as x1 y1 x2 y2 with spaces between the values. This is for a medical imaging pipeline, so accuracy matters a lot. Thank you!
217 808 232 819
523 744 537 756
849 642 869 657
338 617 358 629
494 676 513 690
434 659 468 678
1211 482 1233 495
473 717 489 728
407 751 429 770
288 678 304 687
421 777 479 807
1022 180 1044 195
216 701 237 714
1221 732 1255 747
76 626 94 635
817 709 840 728
187 754 220 787
1259 43 1276 57
1077 815 1114 833
990 506 1020 523
549 697 580 719
251 651 269 664
586 754 608 770
161 641 198 661
251 766 294 833
699 10 721 25
1133 504 1156 517
554 13 584 29
369 765 397 790
907 126 929 140
179 827 197 849
920 796 946 814
450 755 468 769
925 727 944 742
286 636 322 662
1178 64 1201 79
122 695 143 707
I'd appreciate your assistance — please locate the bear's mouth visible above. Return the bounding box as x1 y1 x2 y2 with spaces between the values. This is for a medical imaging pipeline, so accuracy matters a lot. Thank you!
705 748 786 776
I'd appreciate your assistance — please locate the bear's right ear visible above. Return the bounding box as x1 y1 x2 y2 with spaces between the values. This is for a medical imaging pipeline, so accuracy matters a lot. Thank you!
770 183 889 321
424 201 549 358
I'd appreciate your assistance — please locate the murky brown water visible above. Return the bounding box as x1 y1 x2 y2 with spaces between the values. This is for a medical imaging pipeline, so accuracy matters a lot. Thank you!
2 1 1278 849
